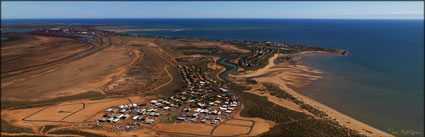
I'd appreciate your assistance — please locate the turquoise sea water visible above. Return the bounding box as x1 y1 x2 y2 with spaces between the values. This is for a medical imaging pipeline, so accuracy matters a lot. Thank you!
2 19 423 136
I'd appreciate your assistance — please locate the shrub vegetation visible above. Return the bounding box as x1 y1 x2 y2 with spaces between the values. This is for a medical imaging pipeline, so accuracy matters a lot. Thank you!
227 83 365 137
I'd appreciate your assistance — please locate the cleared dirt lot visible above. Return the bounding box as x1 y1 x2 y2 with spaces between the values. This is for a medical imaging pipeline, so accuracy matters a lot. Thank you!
104 36 185 97
1 34 91 74
1 97 137 133
231 104 276 137
223 119 253 126
2 46 134 101
62 98 132 122
153 123 213 136
23 103 84 121
80 128 157 137
212 124 251 136
245 117 275 136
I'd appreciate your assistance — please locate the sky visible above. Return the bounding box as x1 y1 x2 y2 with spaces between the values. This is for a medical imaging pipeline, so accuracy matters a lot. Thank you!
1 2 424 19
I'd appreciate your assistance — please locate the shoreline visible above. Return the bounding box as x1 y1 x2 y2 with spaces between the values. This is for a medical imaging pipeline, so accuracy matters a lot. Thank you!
255 77 394 137
102 28 186 33
232 52 394 137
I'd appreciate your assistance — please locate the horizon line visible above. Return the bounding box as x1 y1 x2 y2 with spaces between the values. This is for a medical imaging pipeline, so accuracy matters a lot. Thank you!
2 18 424 20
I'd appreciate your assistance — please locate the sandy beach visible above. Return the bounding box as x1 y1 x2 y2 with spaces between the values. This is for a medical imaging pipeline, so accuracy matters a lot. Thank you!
232 53 394 137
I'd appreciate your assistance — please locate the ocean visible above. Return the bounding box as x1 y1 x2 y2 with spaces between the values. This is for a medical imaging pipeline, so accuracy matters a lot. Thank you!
2 19 423 135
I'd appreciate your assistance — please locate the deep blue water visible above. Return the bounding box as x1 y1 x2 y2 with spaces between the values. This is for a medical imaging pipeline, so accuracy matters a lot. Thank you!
2 19 423 135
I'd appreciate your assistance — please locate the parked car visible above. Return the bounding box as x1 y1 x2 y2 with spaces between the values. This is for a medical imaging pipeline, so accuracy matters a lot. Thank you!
132 116 139 120
112 118 119 123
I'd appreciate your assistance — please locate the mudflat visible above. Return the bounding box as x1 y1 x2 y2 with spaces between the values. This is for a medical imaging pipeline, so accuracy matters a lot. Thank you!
232 52 394 137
